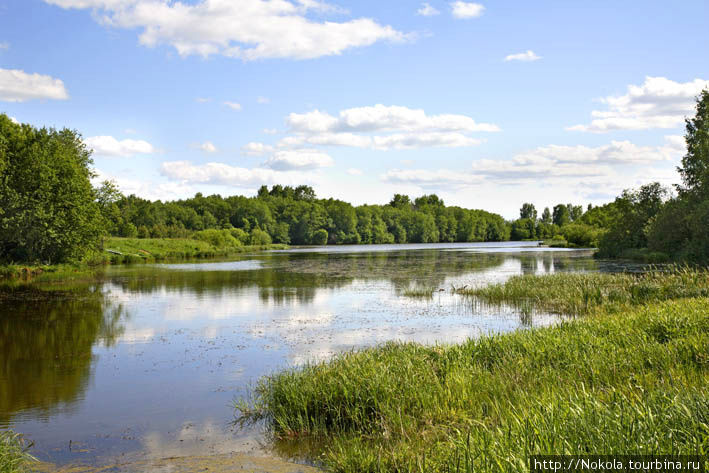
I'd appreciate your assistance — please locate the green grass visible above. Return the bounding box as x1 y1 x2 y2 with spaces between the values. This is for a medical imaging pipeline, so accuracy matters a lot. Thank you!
0 431 34 473
236 270 709 472
104 237 287 263
0 238 288 282
455 267 709 316
402 286 438 299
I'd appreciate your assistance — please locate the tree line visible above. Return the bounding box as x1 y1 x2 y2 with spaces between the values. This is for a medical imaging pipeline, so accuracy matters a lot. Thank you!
1 89 707 265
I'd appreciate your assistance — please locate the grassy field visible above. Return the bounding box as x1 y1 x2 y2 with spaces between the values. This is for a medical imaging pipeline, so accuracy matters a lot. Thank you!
236 269 709 472
0 431 34 473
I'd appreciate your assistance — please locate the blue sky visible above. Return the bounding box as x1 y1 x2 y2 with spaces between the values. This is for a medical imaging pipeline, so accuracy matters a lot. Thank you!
1 0 707 218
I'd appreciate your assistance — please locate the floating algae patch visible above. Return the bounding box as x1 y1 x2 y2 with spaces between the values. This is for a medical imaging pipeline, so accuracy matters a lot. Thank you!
33 453 322 473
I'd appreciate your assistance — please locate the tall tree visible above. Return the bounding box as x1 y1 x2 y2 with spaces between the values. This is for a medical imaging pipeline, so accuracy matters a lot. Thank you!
0 115 103 263
678 89 709 198
520 203 537 220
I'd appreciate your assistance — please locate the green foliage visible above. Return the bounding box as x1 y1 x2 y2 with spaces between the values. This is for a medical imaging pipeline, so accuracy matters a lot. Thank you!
0 114 104 264
519 202 537 220
193 229 242 248
597 182 669 258
510 218 536 240
678 89 709 197
643 90 709 264
107 187 511 247
249 228 272 246
311 229 328 245
552 204 570 227
0 430 35 473
236 283 709 472
560 223 604 248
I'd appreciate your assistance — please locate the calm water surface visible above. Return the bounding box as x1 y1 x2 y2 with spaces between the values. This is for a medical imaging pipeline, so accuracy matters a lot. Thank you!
0 242 629 467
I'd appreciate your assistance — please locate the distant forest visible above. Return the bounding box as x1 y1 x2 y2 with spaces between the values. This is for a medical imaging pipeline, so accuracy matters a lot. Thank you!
0 90 707 265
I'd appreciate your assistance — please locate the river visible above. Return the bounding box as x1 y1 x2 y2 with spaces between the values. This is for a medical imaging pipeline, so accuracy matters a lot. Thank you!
0 242 634 471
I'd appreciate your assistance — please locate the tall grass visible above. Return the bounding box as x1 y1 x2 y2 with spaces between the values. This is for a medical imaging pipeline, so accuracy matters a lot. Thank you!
236 270 709 472
0 431 34 473
456 267 709 315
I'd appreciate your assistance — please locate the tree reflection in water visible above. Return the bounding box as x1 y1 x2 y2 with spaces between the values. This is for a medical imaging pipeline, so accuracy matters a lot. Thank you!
0 287 126 424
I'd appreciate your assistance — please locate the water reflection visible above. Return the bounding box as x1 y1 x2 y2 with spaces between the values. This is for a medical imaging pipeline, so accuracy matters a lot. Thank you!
0 245 608 467
0 288 126 425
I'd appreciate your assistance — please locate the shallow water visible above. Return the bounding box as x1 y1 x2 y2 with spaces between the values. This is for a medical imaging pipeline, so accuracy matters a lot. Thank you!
0 242 631 469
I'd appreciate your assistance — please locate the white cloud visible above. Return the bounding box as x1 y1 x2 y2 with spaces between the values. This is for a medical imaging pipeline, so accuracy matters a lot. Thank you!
568 76 708 133
0 42 9 51
43 0 405 61
9 116 19 124
241 141 275 156
417 3 440 16
382 136 685 189
160 160 317 187
85 135 155 157
286 105 499 134
200 141 217 153
263 149 334 170
223 101 242 111
347 168 363 175
263 128 279 135
504 50 541 62
196 97 212 103
383 169 484 188
274 105 496 151
450 1 484 19
257 96 270 104
0 68 69 102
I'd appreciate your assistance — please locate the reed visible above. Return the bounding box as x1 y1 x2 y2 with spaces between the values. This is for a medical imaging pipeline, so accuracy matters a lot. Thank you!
0 431 34 473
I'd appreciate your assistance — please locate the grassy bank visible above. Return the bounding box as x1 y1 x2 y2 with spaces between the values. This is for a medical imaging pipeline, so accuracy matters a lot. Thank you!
236 270 709 472
0 431 34 473
0 237 288 282
103 237 287 263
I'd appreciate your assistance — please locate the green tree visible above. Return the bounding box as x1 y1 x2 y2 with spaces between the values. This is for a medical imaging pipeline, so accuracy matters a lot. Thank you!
541 207 552 224
0 115 104 263
552 204 570 227
520 203 537 220
678 89 709 197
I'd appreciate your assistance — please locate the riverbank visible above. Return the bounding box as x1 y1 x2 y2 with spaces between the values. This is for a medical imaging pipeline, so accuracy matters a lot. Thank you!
237 270 709 472
0 237 288 283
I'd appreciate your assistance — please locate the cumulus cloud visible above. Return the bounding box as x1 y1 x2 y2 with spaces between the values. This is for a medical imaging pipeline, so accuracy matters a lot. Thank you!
43 0 405 61
504 50 541 62
417 3 440 16
9 116 19 124
241 142 275 156
85 135 155 157
383 136 685 188
160 160 316 187
223 101 242 111
450 1 484 19
0 68 69 102
273 105 496 151
568 76 708 133
200 141 217 153
287 104 499 134
263 149 334 170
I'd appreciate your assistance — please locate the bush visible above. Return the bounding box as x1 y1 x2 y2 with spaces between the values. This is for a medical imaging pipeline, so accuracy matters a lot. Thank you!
193 229 241 248
249 228 272 246
561 223 604 248
311 229 328 245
